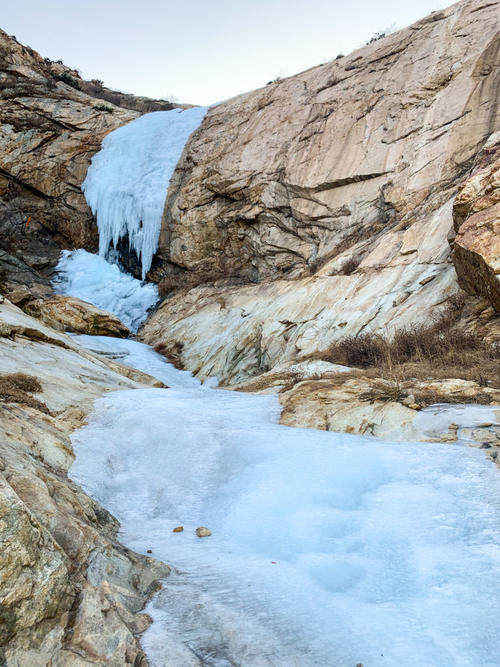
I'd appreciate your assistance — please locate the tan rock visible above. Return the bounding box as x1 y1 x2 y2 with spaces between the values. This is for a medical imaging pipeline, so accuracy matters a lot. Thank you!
279 377 426 442
196 527 212 537
0 299 170 663
278 374 500 442
24 294 129 337
452 137 500 311
142 0 500 384
157 0 498 287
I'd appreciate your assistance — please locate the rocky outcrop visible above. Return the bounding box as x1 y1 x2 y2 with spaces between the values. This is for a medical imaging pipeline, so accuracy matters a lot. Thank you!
231 359 500 447
0 28 184 297
279 374 500 440
0 298 169 664
452 133 500 310
24 294 129 337
142 0 500 384
45 59 182 115
0 28 136 249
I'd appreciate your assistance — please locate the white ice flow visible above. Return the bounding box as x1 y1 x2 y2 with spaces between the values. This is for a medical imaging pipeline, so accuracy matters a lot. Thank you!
70 333 500 667
82 106 208 278
54 249 158 331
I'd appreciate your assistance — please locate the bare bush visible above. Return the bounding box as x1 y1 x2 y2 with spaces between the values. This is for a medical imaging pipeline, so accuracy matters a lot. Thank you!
339 256 362 275
307 297 500 388
0 373 49 413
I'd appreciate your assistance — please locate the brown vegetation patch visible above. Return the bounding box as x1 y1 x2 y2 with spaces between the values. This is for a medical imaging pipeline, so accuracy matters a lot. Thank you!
0 372 49 413
339 256 363 275
154 341 185 370
305 296 500 389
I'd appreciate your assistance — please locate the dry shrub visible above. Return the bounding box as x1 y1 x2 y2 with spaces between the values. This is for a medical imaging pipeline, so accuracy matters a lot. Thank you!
0 372 49 413
309 296 500 388
154 341 185 370
340 256 362 276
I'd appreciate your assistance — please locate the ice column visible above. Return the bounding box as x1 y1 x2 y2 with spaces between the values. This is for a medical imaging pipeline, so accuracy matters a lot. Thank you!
82 106 208 278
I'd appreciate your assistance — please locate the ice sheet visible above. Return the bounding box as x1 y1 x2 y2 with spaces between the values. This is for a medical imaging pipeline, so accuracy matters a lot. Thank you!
70 335 500 667
82 107 207 278
54 249 158 331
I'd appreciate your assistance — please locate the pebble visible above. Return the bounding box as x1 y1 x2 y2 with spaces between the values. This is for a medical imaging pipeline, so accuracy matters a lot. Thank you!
196 527 212 537
173 526 184 533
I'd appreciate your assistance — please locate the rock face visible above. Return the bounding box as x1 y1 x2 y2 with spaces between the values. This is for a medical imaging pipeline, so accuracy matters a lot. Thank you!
24 294 130 337
141 0 500 384
452 133 500 310
0 28 137 249
0 298 169 664
0 28 183 297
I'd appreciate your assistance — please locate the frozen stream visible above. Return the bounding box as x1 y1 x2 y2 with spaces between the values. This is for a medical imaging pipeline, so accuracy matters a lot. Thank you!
62 105 500 665
69 334 500 667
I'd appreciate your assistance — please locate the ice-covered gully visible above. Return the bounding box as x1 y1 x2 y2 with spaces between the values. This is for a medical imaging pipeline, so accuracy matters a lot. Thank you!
65 331 500 667
55 106 500 667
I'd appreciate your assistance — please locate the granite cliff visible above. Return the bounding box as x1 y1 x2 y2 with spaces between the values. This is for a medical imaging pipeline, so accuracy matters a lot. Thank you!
141 0 500 384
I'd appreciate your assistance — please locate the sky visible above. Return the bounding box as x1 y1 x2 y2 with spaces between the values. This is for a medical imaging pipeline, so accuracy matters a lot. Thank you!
2 0 454 105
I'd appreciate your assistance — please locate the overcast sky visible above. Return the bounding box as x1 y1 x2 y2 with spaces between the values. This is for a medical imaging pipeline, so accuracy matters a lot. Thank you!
3 0 454 105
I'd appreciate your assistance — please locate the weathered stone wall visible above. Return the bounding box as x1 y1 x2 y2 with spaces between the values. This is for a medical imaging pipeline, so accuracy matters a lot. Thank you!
141 0 500 384
0 298 169 665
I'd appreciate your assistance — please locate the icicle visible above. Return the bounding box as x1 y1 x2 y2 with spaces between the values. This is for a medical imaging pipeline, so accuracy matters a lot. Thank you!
82 107 208 279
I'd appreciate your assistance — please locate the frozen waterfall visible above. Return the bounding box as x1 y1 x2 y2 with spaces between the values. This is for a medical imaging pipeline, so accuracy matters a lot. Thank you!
54 249 158 331
82 106 208 278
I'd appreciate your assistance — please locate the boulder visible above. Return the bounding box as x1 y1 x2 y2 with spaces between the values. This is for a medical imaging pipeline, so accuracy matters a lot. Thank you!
452 135 500 311
24 294 129 337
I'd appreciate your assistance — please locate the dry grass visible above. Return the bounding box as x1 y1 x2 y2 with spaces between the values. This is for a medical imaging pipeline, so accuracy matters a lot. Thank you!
0 373 49 413
154 341 185 370
307 297 500 389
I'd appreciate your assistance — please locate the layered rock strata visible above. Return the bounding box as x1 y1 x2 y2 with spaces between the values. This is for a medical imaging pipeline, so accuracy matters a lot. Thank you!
0 298 169 665
142 0 500 384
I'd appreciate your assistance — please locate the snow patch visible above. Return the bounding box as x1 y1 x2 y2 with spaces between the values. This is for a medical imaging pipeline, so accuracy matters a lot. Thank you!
82 107 208 278
54 249 158 331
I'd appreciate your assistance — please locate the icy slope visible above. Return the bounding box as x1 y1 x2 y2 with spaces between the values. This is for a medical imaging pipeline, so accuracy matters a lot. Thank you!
70 333 500 667
54 249 158 331
82 106 208 278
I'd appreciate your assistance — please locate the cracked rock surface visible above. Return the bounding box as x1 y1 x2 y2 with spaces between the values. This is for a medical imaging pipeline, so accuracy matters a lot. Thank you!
0 299 169 665
142 0 500 385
